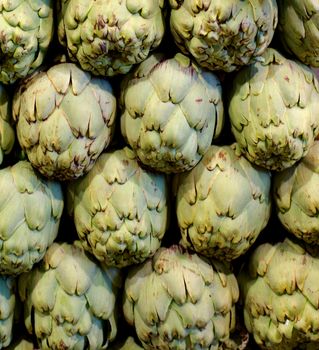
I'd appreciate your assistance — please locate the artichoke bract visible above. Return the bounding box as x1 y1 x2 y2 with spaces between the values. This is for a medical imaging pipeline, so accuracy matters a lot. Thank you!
0 161 63 275
13 63 117 181
169 0 278 73
18 241 122 350
239 238 319 349
277 0 319 67
0 84 15 165
123 245 239 350
0 0 53 85
67 147 169 268
57 0 165 77
274 140 319 245
175 144 271 261
229 48 319 171
0 276 15 349
120 53 224 174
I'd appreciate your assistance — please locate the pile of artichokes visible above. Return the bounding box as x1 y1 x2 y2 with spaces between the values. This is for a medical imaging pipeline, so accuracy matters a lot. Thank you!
1 0 319 349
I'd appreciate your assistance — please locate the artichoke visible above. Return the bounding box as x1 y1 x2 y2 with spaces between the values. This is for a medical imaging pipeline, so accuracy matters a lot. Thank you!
57 0 165 77
273 140 319 245
169 0 278 73
67 147 169 268
0 161 63 275
0 0 53 85
277 0 319 67
0 276 15 349
18 241 122 350
13 63 117 180
175 143 271 261
0 84 15 165
123 245 239 350
229 48 319 171
239 238 319 349
120 53 224 173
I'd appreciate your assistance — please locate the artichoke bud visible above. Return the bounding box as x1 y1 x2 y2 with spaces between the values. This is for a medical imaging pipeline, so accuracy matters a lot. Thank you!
57 0 165 76
123 245 239 349
229 48 319 171
18 241 122 350
13 63 117 181
239 238 319 349
274 140 319 245
0 0 54 84
0 160 63 276
176 143 272 261
67 147 169 268
120 52 224 173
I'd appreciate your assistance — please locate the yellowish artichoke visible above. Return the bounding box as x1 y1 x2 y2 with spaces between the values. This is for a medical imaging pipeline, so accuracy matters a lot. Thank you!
169 0 278 72
274 140 319 245
229 48 319 171
239 238 319 349
13 63 117 180
121 53 224 173
0 161 63 275
175 144 271 261
67 147 169 268
123 245 239 350
0 0 53 84
18 241 122 350
57 0 165 76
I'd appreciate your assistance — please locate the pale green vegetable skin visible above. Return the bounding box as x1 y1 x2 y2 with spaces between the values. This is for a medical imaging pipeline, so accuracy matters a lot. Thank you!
169 0 278 72
18 241 121 350
58 0 165 76
121 53 224 174
277 0 319 67
13 63 117 181
123 245 239 350
67 147 169 268
175 144 271 261
229 48 319 171
0 84 15 164
0 277 15 349
239 238 319 349
274 141 319 245
0 161 63 275
0 0 53 84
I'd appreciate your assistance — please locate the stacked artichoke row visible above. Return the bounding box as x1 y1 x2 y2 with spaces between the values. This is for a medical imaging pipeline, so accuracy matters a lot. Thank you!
1 0 319 349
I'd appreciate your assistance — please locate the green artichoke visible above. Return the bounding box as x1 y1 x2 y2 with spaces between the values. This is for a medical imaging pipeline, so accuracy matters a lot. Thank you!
123 245 239 350
0 0 53 85
277 0 319 67
0 161 63 275
18 241 122 350
0 84 15 165
175 144 271 261
0 276 15 348
67 147 169 268
229 48 319 171
13 63 117 180
239 238 319 349
120 53 224 174
57 0 165 77
169 0 278 72
273 140 319 245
